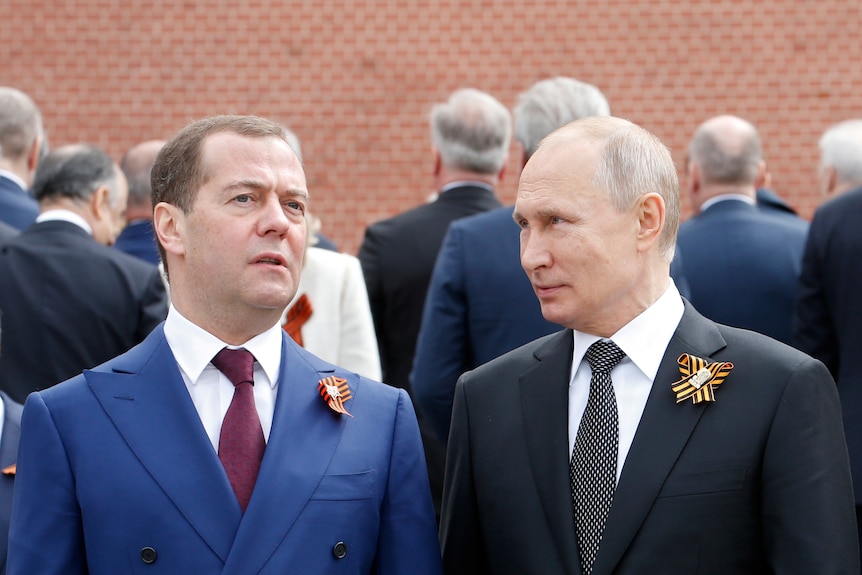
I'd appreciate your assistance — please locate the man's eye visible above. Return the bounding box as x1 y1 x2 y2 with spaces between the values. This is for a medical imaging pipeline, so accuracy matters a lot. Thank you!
235 194 251 203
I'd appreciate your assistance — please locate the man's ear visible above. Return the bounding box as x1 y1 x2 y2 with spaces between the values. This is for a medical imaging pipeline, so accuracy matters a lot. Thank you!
636 193 665 252
26 135 42 173
687 162 701 196
89 185 112 220
432 148 442 177
825 166 838 196
153 202 186 257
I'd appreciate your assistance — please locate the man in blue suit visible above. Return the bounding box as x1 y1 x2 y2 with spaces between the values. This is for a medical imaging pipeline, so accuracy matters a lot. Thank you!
8 116 442 574
114 140 165 265
0 87 43 231
677 115 808 345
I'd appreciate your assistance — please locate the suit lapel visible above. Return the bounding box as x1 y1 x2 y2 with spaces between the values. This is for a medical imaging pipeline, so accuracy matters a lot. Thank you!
519 331 583 574
86 327 241 564
223 336 350 574
592 303 727 574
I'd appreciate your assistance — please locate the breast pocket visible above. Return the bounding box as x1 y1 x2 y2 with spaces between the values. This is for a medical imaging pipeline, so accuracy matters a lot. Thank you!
310 470 376 501
658 467 748 498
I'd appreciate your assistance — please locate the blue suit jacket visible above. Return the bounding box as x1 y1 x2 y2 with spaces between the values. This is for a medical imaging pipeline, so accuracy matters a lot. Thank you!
0 176 37 231
677 199 808 345
9 326 443 574
113 219 160 266
412 206 559 444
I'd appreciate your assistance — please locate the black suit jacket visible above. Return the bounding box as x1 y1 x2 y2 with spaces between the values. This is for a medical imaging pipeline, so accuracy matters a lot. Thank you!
358 184 501 392
0 391 21 575
0 221 168 403
441 302 858 574
795 186 862 504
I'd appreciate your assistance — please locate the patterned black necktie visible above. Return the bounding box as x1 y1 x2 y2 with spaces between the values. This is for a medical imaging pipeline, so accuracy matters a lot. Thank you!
571 340 626 575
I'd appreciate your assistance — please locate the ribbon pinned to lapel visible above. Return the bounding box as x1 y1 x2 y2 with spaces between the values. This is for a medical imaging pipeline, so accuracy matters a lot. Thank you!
318 376 353 417
671 353 733 405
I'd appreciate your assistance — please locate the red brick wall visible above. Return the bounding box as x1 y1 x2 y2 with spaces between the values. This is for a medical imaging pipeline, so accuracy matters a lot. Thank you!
4 0 861 254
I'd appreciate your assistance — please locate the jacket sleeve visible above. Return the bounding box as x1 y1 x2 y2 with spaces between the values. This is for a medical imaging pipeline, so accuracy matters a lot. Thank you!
761 356 859 573
439 377 490 575
375 389 443 575
411 225 470 444
793 217 839 377
8 392 87 575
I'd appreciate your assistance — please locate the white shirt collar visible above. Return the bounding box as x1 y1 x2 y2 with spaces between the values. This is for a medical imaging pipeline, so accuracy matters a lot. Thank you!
438 180 495 194
163 305 283 388
571 280 685 383
700 193 755 213
0 169 27 191
35 209 93 235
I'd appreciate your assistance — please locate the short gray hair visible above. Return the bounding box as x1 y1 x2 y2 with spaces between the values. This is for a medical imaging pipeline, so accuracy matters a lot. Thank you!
0 87 43 161
819 119 862 186
541 117 680 262
33 144 124 208
514 77 610 160
430 88 511 175
688 115 762 185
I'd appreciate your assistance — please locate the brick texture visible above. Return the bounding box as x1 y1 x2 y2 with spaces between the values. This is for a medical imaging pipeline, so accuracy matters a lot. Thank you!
3 0 861 253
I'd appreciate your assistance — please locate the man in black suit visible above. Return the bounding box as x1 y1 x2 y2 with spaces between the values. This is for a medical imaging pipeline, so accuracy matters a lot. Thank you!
0 87 43 231
358 88 509 517
677 115 808 345
795 117 862 550
0 144 168 403
358 87 511 394
440 116 858 574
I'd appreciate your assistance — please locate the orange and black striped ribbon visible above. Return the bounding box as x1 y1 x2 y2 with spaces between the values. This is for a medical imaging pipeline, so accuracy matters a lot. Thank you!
671 353 734 404
318 376 353 417
283 293 313 347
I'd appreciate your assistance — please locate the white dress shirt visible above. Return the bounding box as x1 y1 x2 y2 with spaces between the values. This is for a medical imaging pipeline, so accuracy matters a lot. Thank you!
700 193 755 212
568 281 685 482
163 305 282 452
35 209 93 235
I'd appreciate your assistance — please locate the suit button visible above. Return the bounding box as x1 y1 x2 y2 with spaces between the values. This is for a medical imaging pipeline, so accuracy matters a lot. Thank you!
140 547 157 564
332 541 347 559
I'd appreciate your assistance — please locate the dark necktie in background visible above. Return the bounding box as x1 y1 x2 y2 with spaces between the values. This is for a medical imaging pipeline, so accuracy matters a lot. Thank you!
211 347 265 512
571 340 626 575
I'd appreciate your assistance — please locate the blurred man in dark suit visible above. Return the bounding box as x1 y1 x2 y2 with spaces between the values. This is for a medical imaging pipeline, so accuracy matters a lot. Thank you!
795 117 862 550
0 144 168 402
358 87 511 395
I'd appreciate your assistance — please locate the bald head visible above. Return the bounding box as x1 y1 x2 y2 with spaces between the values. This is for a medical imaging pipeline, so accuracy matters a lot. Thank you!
120 140 165 217
688 115 763 187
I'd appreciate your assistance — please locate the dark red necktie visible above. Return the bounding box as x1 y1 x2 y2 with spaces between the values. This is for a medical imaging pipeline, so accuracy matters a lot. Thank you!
283 293 313 347
211 347 265 512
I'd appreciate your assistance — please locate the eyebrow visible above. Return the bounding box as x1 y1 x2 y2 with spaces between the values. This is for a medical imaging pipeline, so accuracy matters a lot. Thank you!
224 179 309 199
